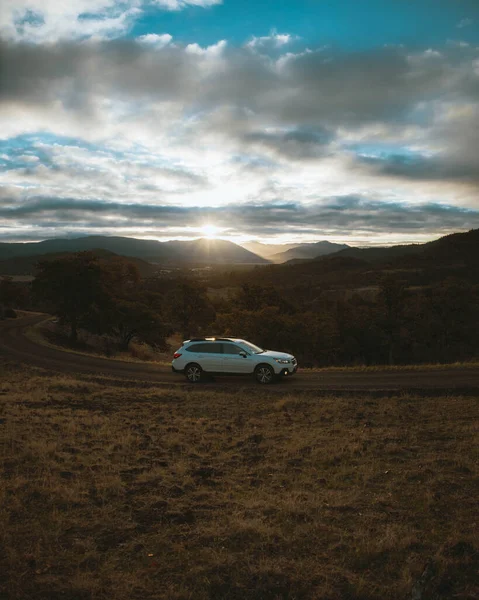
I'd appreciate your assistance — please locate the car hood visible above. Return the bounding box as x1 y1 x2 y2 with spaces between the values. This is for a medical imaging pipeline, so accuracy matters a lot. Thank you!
259 350 294 360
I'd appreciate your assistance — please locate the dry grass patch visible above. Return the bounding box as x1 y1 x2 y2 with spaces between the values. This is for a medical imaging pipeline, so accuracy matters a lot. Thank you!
0 359 478 600
309 361 479 373
26 319 172 365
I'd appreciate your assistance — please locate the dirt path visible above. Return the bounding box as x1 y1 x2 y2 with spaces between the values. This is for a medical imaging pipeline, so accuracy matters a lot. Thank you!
2 314 479 392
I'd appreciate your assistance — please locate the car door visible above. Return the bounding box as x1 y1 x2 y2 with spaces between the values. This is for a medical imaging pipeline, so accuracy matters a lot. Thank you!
221 343 253 374
199 342 224 372
185 343 222 372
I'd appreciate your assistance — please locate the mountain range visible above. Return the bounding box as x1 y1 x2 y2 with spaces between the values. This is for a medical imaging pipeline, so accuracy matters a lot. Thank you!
241 242 299 259
308 230 479 266
1 230 477 278
242 240 350 262
236 229 479 292
271 241 350 263
0 236 267 266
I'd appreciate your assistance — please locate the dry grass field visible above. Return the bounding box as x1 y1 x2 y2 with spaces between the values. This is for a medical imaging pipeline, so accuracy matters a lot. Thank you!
0 358 478 600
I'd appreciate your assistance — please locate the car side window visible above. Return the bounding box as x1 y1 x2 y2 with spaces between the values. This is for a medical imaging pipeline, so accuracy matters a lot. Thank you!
223 344 246 355
187 343 223 353
186 344 205 353
205 343 223 354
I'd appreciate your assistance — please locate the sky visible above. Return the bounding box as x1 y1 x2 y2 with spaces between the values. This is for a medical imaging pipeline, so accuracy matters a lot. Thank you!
1 0 479 246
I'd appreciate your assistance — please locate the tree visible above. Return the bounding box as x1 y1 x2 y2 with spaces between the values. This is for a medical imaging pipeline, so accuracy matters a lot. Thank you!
378 275 406 365
0 277 18 318
164 281 215 340
33 252 107 341
236 283 295 313
100 299 166 351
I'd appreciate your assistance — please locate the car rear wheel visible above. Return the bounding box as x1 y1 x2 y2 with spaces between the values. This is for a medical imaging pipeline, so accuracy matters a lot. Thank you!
185 363 203 383
255 364 275 384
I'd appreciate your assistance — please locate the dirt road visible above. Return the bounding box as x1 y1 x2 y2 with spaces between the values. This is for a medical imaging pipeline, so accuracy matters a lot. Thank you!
2 314 479 392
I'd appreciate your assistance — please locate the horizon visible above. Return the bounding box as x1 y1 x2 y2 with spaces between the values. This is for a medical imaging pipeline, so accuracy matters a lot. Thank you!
0 229 464 250
1 1 479 244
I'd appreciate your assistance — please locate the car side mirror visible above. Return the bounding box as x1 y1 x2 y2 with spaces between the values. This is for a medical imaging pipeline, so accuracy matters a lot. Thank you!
239 351 247 358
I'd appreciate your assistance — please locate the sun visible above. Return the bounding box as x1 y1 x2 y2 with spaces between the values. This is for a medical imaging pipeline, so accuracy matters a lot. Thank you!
200 223 220 239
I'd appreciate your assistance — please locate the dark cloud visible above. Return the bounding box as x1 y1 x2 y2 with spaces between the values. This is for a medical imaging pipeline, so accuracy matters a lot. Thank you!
0 198 191 220
243 127 334 160
4 38 479 187
2 39 477 128
359 152 479 184
0 195 477 240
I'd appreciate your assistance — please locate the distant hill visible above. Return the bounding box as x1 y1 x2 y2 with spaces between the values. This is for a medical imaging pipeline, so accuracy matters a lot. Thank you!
325 229 479 266
162 238 268 264
273 241 350 263
323 243 422 264
420 229 479 262
0 249 156 278
242 241 300 259
234 229 479 291
0 236 268 266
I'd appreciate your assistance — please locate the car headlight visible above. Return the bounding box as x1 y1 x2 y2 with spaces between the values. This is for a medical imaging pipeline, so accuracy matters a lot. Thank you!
274 359 290 364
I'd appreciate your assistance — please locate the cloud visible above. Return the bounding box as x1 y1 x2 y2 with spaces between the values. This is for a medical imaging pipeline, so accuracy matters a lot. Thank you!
457 17 473 28
0 194 477 243
0 0 220 43
151 0 221 10
185 39 227 57
359 151 479 185
351 101 479 188
3 40 476 134
246 31 297 50
137 33 172 47
2 38 479 242
0 0 142 43
243 127 334 160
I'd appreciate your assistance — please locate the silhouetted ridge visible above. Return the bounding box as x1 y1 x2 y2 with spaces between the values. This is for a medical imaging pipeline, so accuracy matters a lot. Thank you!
0 236 268 265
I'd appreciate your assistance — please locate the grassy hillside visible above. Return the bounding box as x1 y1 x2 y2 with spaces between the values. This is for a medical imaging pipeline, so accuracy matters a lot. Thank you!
1 359 477 600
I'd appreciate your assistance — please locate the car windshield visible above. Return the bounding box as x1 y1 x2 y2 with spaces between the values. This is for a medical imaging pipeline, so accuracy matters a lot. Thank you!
241 341 264 354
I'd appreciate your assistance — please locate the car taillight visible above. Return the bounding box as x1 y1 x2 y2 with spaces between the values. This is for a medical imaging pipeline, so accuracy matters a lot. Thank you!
173 353 182 359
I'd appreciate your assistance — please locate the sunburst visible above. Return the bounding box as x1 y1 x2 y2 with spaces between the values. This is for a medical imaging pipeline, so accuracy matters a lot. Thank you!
200 223 220 239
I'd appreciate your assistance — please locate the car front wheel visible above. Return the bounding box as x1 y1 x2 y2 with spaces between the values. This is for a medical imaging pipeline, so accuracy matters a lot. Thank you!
255 364 275 384
185 363 203 383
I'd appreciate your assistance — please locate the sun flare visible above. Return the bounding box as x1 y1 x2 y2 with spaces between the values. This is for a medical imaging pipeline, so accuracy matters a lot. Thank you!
200 223 220 239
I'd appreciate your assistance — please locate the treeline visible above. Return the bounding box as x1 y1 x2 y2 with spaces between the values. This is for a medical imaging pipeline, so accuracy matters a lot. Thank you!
2 251 479 366
216 279 479 366
0 252 215 352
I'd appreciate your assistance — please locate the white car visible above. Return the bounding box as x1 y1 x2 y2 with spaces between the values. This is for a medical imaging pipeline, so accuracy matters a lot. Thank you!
172 337 298 384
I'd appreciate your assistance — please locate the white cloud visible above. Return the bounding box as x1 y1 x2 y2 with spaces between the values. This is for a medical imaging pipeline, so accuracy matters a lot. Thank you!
137 33 173 47
17 154 40 163
0 0 220 43
246 30 298 50
457 17 473 29
151 0 221 10
185 39 227 56
0 0 141 42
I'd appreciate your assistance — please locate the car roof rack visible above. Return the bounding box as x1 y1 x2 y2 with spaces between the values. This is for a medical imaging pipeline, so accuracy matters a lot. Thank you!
184 337 234 343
